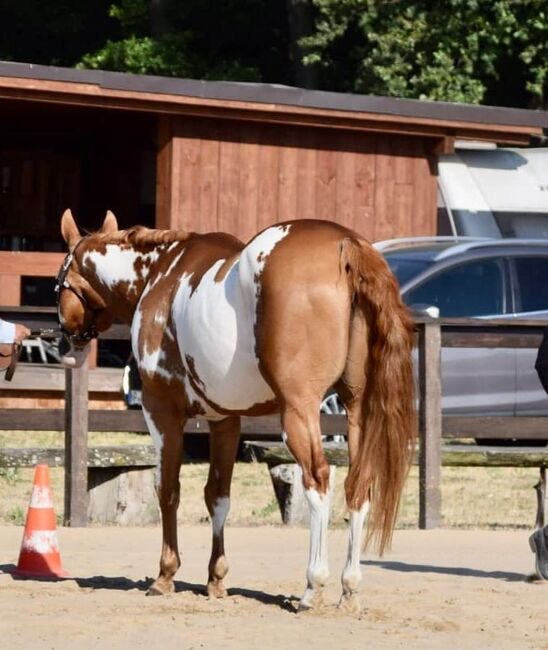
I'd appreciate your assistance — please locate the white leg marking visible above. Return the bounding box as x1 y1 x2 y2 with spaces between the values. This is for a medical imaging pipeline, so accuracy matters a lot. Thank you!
341 502 369 599
300 488 330 609
212 496 230 536
142 407 164 488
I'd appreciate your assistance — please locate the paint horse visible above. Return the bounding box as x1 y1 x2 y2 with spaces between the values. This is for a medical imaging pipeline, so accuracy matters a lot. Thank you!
57 209 416 611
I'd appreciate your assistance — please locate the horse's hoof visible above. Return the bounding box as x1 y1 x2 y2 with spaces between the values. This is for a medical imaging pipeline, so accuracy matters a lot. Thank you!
298 587 323 612
207 581 227 599
146 580 174 596
338 590 362 615
146 586 163 597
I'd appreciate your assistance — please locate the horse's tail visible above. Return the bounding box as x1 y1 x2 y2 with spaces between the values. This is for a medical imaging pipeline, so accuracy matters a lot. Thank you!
342 238 417 555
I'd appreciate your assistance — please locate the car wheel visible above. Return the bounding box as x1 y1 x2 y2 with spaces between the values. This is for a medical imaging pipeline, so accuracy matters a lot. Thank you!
320 391 346 442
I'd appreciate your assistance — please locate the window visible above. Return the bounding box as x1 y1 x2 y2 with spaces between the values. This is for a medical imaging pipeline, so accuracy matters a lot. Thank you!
513 257 548 313
405 258 505 317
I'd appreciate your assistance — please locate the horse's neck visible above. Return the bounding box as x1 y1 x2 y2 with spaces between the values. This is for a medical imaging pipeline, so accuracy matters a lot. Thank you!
82 242 162 322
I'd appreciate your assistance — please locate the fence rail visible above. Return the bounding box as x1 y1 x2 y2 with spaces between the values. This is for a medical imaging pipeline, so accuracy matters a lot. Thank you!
1 306 547 527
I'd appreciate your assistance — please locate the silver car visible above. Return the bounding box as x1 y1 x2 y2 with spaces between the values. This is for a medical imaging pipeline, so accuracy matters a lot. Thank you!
375 237 548 417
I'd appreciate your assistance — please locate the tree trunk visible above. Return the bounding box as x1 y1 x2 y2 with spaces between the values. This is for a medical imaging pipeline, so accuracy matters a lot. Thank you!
150 0 169 38
286 0 319 89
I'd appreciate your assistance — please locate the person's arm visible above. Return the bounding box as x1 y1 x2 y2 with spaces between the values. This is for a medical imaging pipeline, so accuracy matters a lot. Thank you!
0 319 31 344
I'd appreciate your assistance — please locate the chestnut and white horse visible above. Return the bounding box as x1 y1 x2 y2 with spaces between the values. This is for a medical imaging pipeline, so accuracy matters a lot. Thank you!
57 209 416 611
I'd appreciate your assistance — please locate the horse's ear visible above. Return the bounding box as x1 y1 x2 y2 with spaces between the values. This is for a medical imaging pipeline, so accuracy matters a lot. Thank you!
61 209 81 248
100 210 118 234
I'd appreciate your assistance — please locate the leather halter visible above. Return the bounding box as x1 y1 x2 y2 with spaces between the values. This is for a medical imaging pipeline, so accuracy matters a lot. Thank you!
55 239 100 343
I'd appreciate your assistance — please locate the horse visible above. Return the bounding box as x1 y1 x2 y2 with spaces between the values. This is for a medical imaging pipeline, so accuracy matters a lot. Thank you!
56 208 416 612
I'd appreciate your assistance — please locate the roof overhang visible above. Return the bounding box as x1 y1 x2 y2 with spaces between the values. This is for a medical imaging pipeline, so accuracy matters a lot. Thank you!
0 61 546 146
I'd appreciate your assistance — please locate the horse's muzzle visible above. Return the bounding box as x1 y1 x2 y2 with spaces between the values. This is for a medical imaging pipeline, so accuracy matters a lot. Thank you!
59 334 90 368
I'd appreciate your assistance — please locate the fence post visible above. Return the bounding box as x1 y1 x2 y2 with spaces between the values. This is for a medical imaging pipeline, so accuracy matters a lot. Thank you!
418 321 442 529
64 361 89 526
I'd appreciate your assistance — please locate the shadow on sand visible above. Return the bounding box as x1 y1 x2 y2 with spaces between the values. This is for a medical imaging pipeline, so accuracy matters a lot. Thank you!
363 559 526 583
1 564 299 612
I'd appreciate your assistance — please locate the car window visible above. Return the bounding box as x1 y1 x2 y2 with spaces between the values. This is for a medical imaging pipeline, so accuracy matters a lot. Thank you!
405 258 505 317
513 256 548 313
384 256 434 287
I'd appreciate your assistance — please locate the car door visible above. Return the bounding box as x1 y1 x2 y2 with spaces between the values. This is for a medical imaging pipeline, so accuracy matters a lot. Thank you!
512 255 548 415
403 256 516 415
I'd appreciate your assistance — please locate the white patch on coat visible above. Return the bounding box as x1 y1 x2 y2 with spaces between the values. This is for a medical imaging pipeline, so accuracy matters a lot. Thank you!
212 496 230 536
140 347 173 382
171 225 291 412
142 407 164 487
83 247 158 292
238 225 291 323
300 487 330 608
341 501 369 594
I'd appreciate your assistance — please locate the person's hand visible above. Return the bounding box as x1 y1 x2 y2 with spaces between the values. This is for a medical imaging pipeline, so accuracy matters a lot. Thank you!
14 324 31 342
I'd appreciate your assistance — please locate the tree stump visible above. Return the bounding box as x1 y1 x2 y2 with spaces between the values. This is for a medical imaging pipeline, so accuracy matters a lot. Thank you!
268 463 336 525
87 466 160 525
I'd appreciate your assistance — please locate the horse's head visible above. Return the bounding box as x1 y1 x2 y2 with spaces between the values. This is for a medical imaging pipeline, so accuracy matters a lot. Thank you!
57 209 118 368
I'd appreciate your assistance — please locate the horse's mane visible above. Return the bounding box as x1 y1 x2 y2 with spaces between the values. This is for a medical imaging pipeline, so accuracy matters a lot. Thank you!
95 225 195 247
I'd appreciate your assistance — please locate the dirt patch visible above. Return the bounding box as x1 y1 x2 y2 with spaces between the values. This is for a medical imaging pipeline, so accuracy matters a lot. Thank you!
1 526 547 649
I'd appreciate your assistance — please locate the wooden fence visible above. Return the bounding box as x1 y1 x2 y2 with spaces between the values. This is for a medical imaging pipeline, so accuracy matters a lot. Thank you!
1 306 547 528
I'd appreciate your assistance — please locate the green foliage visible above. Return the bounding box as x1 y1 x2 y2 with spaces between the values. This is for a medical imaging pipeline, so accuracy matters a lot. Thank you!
0 0 545 107
252 498 280 519
77 0 281 82
304 0 547 107
0 467 20 485
78 34 194 77
7 505 25 525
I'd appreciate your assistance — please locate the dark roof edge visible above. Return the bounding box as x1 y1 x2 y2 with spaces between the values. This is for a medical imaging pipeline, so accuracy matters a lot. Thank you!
0 60 546 129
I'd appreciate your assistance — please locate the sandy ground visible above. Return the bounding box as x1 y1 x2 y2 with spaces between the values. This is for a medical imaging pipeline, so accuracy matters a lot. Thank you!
0 524 547 650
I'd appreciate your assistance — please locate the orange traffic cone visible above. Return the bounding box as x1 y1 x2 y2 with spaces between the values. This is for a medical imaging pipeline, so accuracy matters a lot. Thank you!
13 464 69 579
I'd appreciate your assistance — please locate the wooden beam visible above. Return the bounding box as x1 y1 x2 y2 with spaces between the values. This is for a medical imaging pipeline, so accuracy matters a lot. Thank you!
244 441 548 468
64 363 89 527
0 78 540 145
0 275 21 306
418 321 442 529
0 445 157 468
155 115 175 230
0 251 64 276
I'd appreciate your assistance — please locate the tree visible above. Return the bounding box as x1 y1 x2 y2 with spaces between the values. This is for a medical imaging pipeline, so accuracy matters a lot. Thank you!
302 0 547 108
77 0 291 83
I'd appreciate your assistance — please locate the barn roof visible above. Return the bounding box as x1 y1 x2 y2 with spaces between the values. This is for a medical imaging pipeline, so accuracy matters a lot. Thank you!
0 60 546 145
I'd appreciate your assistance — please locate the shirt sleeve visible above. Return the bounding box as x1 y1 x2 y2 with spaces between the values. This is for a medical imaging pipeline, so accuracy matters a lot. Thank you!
0 319 16 344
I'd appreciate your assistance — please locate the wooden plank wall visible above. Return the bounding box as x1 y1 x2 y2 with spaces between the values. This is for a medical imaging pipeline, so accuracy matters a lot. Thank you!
0 251 64 306
157 116 438 242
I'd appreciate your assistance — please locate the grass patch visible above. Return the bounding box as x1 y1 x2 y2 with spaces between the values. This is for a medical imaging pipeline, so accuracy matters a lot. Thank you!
0 430 540 530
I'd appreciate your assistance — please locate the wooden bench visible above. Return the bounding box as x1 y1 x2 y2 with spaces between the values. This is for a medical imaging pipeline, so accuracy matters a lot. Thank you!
0 445 159 525
244 440 548 527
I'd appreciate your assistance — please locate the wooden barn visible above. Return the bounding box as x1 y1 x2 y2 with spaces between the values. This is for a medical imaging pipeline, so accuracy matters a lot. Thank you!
0 60 546 310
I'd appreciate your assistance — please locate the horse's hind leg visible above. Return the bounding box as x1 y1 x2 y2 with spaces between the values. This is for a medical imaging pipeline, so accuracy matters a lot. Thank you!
281 402 331 611
142 396 185 596
204 416 241 598
338 391 369 613
336 313 369 613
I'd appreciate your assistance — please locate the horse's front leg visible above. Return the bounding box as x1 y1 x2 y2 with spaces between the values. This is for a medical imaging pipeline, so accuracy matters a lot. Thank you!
142 395 186 596
204 416 241 598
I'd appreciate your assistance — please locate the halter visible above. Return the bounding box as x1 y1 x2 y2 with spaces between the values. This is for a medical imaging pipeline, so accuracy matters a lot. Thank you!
55 238 100 342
